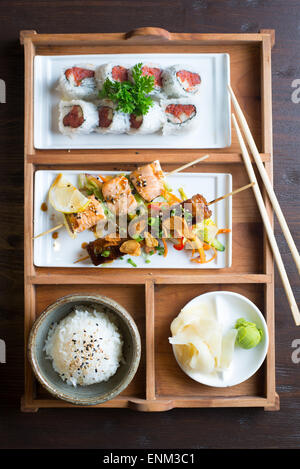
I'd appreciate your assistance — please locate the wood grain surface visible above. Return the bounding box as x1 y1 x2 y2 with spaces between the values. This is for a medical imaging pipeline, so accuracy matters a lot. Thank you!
0 0 300 449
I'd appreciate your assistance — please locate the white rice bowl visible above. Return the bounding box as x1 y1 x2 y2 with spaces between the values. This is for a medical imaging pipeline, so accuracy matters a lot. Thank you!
44 306 124 387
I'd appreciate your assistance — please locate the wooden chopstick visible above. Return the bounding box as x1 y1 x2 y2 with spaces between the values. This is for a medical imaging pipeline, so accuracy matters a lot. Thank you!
208 182 255 206
229 84 300 275
168 154 210 175
232 113 300 326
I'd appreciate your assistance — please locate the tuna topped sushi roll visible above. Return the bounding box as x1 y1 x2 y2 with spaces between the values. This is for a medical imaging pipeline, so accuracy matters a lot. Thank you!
59 100 98 136
127 101 165 135
95 99 129 134
162 65 201 98
129 63 164 97
161 98 200 135
59 64 97 100
95 63 129 91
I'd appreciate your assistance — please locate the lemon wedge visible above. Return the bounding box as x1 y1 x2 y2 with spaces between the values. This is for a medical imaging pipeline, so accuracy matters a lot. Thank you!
48 174 90 214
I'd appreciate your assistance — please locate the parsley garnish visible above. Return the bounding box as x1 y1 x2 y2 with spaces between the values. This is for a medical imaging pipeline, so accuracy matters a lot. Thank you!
99 63 155 116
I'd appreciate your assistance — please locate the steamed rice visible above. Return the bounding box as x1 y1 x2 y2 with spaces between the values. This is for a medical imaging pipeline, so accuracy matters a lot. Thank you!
44 305 123 387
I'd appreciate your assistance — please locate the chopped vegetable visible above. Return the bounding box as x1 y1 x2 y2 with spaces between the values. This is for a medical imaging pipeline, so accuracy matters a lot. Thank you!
163 181 173 192
127 258 137 268
173 237 185 251
99 63 155 116
148 216 159 226
178 187 187 201
191 244 217 264
101 250 111 257
162 189 182 205
195 218 228 252
162 238 168 257
211 238 225 252
156 244 165 256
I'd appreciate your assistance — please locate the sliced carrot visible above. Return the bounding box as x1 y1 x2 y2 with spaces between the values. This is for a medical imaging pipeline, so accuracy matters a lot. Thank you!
162 238 168 257
98 174 114 183
217 228 231 235
162 189 182 205
198 245 206 263
191 245 217 264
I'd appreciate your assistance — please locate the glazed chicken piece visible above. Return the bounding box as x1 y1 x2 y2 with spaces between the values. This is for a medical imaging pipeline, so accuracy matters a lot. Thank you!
130 160 165 202
101 175 138 216
180 194 212 222
64 195 106 234
86 234 123 266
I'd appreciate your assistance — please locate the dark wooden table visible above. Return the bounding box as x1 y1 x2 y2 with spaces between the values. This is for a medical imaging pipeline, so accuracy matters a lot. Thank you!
0 0 299 449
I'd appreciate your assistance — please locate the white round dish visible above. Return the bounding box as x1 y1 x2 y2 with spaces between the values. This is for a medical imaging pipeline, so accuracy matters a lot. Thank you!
171 291 269 387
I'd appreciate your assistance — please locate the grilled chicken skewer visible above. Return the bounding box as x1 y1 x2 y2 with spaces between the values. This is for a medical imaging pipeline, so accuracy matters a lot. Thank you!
82 192 213 266
81 182 255 267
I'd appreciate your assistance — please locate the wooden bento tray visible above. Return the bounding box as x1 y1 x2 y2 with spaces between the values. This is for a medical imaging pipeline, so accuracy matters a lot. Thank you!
20 28 279 412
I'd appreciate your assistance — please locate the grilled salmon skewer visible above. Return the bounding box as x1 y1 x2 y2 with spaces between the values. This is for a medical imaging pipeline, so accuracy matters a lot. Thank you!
101 175 138 216
129 160 165 202
35 158 211 241
64 195 107 237
34 161 165 240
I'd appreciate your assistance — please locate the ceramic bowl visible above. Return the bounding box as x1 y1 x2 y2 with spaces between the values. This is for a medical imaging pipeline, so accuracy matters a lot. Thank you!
28 293 141 405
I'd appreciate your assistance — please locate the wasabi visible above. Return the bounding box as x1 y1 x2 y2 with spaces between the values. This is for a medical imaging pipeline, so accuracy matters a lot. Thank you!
235 318 263 349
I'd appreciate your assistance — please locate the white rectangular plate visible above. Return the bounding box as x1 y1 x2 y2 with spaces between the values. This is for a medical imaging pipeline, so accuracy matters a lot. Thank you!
33 170 232 269
34 53 231 149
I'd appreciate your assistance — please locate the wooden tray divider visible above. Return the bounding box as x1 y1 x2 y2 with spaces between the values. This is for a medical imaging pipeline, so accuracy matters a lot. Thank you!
27 152 272 165
145 280 156 402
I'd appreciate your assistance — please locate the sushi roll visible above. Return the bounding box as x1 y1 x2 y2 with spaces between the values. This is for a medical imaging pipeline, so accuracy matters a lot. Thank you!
127 101 165 135
95 99 129 134
161 98 200 135
58 64 97 100
129 63 164 97
162 65 201 98
58 100 98 136
95 63 129 91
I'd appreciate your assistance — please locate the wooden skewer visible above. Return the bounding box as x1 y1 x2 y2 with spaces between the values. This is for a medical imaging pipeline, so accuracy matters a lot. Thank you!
229 84 300 275
32 223 63 240
208 182 255 206
73 254 90 264
168 154 210 175
232 113 300 326
33 157 210 240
